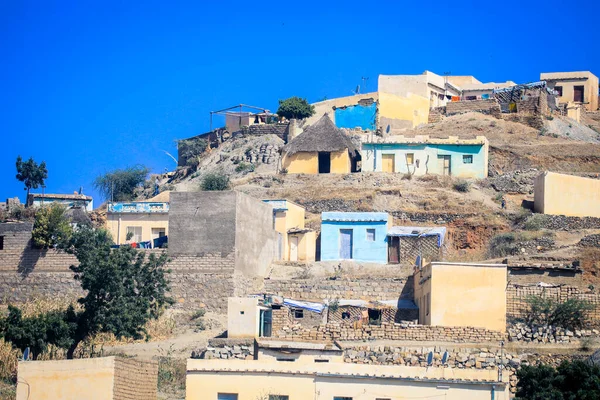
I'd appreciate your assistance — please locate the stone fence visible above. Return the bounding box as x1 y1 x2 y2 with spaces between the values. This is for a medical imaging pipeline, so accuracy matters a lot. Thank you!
445 99 501 117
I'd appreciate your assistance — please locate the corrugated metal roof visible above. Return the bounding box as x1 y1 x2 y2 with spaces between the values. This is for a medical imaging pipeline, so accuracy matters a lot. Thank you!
322 212 389 222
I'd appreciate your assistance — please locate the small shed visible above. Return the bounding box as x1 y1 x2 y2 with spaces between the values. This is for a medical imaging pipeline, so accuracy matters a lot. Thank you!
387 226 446 264
320 212 390 263
281 114 360 174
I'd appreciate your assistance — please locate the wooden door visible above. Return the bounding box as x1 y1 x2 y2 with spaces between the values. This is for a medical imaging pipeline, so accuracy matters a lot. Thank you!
437 155 451 176
388 237 400 264
574 86 584 103
382 154 395 173
339 229 353 259
290 235 299 261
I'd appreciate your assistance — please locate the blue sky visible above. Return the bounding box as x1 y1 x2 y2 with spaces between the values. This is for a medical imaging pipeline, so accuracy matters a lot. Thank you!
1 0 598 206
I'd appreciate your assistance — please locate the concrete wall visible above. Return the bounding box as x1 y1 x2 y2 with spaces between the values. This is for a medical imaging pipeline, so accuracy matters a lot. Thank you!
334 102 377 130
235 192 278 277
186 359 508 400
282 150 351 174
227 297 260 338
320 215 389 263
362 141 488 179
266 200 309 261
16 357 158 400
106 213 168 245
169 191 237 256
378 91 430 132
416 262 507 332
308 93 379 127
534 171 600 218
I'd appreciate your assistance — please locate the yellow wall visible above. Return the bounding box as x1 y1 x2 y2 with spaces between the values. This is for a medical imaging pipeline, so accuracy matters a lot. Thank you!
330 150 351 173
186 359 509 400
17 357 116 400
227 297 260 338
283 150 351 174
534 171 600 218
106 213 169 245
378 91 430 131
415 262 507 332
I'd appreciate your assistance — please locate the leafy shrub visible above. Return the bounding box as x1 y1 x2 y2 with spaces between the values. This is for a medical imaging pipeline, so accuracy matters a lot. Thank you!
94 165 149 201
516 361 600 400
179 138 207 167
235 162 255 174
523 295 593 330
523 214 549 231
452 179 471 193
200 172 230 191
276 97 315 120
487 232 518 258
190 309 206 321
32 204 73 249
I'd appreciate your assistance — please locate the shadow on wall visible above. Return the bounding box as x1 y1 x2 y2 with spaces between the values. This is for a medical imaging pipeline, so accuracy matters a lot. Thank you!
17 240 46 277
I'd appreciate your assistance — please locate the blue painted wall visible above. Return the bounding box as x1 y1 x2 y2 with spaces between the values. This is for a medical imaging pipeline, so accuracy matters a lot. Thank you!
320 212 389 263
334 103 377 131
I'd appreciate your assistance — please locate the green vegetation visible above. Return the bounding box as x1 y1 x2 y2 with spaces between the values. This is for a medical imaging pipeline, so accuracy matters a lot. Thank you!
31 204 73 248
94 165 149 201
276 96 315 120
523 214 550 231
487 231 548 258
179 137 208 167
201 172 230 191
452 179 471 193
523 295 593 330
15 155 48 202
235 162 255 173
516 360 600 400
0 226 172 359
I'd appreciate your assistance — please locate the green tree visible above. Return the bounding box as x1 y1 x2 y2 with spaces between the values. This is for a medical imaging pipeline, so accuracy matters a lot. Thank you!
31 204 73 248
523 295 593 330
276 96 315 120
516 360 600 400
0 306 75 360
94 165 149 202
200 172 230 191
15 156 48 202
62 226 172 358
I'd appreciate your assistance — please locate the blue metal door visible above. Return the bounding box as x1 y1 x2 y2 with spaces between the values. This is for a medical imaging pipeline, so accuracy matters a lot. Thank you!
339 229 353 259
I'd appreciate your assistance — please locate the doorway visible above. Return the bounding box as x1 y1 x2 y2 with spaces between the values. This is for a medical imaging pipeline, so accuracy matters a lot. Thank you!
339 229 353 259
388 236 400 264
381 154 395 173
437 155 451 176
151 228 166 241
574 86 584 103
289 235 299 262
318 152 331 173
259 309 272 337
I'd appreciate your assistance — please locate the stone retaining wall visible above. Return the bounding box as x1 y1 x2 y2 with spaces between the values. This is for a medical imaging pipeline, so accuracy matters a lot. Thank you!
445 99 501 117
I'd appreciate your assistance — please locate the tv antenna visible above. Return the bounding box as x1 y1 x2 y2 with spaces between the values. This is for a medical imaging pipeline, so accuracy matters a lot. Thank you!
361 77 369 93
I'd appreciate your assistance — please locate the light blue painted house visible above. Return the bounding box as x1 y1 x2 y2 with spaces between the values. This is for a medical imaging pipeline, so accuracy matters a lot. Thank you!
320 212 390 263
362 136 489 179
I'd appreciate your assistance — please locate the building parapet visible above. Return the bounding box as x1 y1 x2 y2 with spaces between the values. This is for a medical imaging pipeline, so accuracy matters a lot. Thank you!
107 201 169 213
364 135 488 145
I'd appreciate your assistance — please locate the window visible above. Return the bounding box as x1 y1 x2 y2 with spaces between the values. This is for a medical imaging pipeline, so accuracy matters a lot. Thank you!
217 394 238 400
405 153 414 165
426 293 431 316
240 311 245 315
463 155 473 164
0 236 4 250
368 309 382 326
269 396 289 400
293 309 304 319
334 397 353 400
555 86 563 96
126 226 142 243
366 229 376 241
276 357 296 362
314 359 330 363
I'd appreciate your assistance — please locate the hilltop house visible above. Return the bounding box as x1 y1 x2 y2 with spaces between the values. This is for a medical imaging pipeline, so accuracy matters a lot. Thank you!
27 192 93 211
541 71 599 111
413 261 507 332
281 114 360 174
362 135 489 179
320 212 390 263
263 199 316 262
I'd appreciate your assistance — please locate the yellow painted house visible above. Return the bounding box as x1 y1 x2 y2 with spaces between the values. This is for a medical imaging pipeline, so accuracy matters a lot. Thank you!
413 261 507 332
281 114 360 174
534 171 600 218
263 199 316 262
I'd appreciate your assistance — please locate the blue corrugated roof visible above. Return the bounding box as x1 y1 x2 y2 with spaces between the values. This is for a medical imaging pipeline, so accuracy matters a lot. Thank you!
322 212 389 222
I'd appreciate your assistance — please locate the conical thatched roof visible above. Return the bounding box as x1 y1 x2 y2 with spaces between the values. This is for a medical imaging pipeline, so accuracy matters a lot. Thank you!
283 114 357 155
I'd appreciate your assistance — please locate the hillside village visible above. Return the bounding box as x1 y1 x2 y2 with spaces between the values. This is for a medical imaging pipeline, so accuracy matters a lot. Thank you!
2 69 600 399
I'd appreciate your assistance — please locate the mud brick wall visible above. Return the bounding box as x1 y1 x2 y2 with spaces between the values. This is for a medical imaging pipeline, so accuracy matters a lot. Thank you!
428 107 445 123
507 284 600 326
264 278 412 302
399 236 441 264
328 307 417 324
445 99 501 117
113 358 158 400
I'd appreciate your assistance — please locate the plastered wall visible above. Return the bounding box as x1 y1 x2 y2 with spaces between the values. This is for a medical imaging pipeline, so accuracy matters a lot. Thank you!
534 171 600 218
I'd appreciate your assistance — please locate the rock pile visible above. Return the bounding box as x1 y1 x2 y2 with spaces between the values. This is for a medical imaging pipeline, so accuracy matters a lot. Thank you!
579 234 600 248
490 169 539 194
507 322 597 344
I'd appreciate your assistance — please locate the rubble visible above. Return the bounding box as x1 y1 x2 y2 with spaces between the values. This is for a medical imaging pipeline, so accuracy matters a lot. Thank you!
489 169 539 194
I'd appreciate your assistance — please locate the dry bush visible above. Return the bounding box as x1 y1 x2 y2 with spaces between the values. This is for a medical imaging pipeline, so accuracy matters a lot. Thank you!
0 339 19 382
582 248 600 285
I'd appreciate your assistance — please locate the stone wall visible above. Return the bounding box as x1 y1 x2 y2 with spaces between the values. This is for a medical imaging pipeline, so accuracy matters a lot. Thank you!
445 99 501 117
112 357 158 400
428 107 445 123
264 277 412 301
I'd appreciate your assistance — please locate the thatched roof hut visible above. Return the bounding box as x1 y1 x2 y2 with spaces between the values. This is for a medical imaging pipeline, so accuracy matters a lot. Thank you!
281 115 360 174
283 114 357 155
